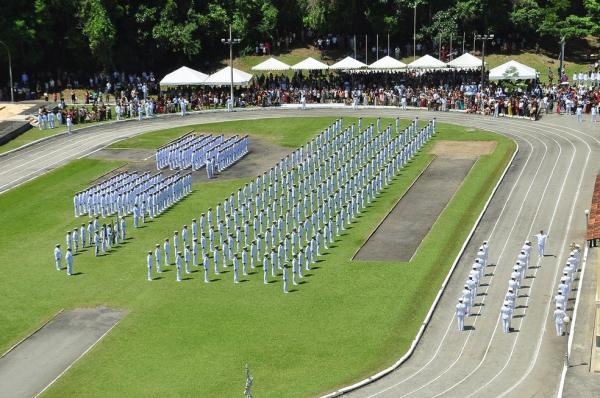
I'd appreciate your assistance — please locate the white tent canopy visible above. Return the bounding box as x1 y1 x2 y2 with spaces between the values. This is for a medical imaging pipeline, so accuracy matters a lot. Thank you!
291 57 329 70
329 56 367 70
447 53 483 69
368 55 407 69
159 66 208 86
407 54 447 69
488 60 538 81
203 66 253 86
251 57 291 71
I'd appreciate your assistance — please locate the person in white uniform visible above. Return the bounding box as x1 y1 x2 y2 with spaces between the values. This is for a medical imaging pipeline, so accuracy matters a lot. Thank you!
456 297 466 331
533 230 548 257
147 251 153 281
553 305 567 336
501 301 513 334
554 290 566 310
54 244 62 271
65 248 74 276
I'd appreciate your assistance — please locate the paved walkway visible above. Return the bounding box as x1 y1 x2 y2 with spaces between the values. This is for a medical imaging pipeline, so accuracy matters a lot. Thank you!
355 157 475 261
0 308 125 398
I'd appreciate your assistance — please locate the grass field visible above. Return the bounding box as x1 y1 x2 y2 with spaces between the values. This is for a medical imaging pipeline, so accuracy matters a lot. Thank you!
0 117 515 397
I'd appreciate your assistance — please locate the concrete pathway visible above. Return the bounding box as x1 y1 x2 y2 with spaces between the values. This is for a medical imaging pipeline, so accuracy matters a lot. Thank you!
355 158 475 261
0 308 125 398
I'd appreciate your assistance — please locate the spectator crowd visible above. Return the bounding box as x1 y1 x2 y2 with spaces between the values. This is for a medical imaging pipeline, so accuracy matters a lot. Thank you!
11 60 600 126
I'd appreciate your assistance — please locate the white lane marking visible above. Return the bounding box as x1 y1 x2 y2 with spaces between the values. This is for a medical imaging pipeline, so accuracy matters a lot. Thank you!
556 244 589 398
449 124 590 397
359 122 536 398
492 125 594 397
454 126 579 398
401 129 561 398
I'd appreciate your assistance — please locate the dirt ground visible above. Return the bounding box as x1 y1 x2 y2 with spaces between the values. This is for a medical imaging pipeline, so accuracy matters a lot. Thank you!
430 140 497 159
86 135 292 184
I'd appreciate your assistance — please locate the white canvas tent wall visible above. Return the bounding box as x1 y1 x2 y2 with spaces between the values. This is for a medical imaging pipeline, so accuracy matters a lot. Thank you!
447 53 483 69
159 66 208 86
488 60 538 81
368 55 407 70
291 57 329 70
203 66 253 86
407 54 447 69
329 56 367 70
251 57 291 71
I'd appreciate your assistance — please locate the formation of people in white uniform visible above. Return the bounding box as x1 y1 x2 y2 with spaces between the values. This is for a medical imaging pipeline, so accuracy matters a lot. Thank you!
455 241 489 331
53 215 128 275
455 228 582 337
155 132 250 178
553 242 581 336
73 171 192 220
59 170 193 275
500 240 533 334
144 116 436 288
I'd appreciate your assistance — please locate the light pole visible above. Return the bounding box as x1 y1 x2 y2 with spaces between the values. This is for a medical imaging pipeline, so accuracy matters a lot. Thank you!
221 25 240 111
475 34 494 92
559 36 566 77
413 5 417 60
0 40 14 102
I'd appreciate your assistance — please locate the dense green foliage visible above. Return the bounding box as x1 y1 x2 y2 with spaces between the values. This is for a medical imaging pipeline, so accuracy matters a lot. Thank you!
0 1 596 74
0 117 514 397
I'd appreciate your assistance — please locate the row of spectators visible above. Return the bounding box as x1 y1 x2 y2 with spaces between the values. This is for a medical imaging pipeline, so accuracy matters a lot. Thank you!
29 67 600 124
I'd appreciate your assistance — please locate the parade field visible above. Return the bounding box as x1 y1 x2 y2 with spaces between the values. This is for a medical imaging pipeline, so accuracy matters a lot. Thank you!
0 117 515 397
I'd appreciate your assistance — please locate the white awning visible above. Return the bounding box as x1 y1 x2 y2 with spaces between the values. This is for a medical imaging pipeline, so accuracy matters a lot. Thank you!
407 54 447 69
203 66 253 86
159 66 208 86
329 56 367 70
251 57 291 71
368 56 407 69
291 57 329 70
447 53 484 69
488 60 538 81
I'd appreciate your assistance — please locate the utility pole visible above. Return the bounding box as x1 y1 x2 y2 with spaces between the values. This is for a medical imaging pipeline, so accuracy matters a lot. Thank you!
221 25 240 111
462 32 465 54
387 34 390 56
376 34 379 60
413 5 417 60
365 34 368 64
354 34 357 59
559 36 566 77
476 33 494 91
0 40 14 102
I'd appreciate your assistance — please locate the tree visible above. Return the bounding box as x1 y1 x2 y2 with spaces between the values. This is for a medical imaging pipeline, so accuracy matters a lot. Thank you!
510 0 543 34
420 10 458 43
78 0 117 67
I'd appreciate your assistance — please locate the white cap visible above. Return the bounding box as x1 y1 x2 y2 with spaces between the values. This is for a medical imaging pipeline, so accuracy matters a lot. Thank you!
503 301 509 306
513 265 519 271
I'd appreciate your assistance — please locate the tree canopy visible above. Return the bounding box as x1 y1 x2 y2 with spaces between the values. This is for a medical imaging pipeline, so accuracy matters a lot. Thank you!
0 0 596 75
